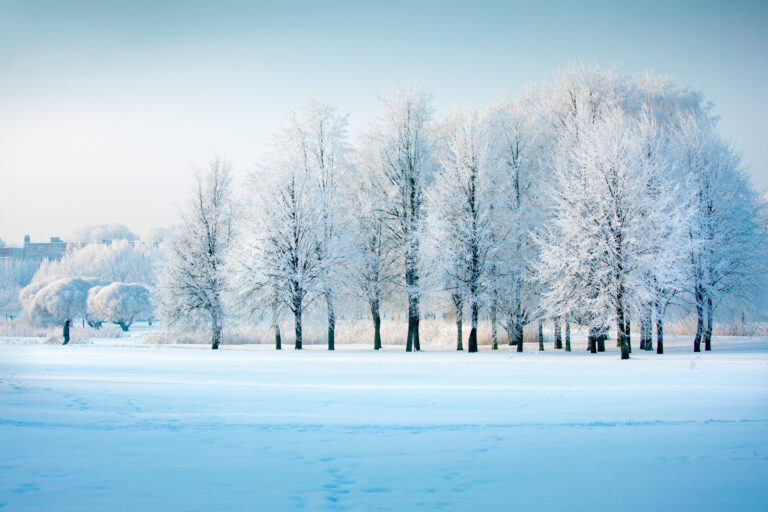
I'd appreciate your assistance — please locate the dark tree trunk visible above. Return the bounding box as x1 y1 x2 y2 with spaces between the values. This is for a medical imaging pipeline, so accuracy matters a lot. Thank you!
693 285 704 352
644 309 653 351
274 324 282 350
538 320 544 351
326 293 335 351
704 294 713 351
554 317 562 349
294 306 303 350
117 321 130 332
617 308 630 360
456 317 463 351
625 315 631 353
597 331 605 352
588 326 599 354
211 315 221 350
515 319 524 352
656 315 664 355
468 301 479 353
414 316 420 351
371 300 382 350
565 319 571 352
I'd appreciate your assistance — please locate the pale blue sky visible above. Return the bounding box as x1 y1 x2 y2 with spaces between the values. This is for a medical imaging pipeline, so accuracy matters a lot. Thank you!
1 0 766 245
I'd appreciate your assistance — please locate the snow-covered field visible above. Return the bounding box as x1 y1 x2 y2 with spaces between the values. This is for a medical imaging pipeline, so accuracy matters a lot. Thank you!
1 335 767 511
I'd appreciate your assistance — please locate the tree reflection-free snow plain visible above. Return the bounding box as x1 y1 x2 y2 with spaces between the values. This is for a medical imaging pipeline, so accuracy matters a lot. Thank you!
1 335 767 511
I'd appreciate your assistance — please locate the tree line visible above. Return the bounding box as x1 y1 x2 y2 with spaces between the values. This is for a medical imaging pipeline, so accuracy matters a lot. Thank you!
156 65 768 358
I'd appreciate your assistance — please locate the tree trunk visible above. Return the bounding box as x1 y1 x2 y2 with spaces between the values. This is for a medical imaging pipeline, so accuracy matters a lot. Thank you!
693 285 703 352
468 301 479 353
274 323 282 350
597 330 606 352
453 294 463 351
294 306 303 350
656 315 664 355
117 320 130 332
456 317 463 351
211 313 221 350
554 317 562 349
538 320 544 351
704 294 713 351
588 326 598 354
491 300 498 350
515 318 524 352
625 315 631 353
371 300 382 350
565 319 571 352
326 292 335 351
617 308 630 360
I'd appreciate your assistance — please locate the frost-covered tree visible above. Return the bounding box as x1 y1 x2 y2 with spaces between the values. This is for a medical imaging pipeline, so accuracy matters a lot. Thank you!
349 146 399 350
20 277 103 326
539 107 679 359
0 258 40 318
428 107 501 353
487 91 550 351
87 282 152 331
34 240 156 286
159 159 234 350
294 100 350 350
367 86 434 351
674 113 768 351
229 119 323 350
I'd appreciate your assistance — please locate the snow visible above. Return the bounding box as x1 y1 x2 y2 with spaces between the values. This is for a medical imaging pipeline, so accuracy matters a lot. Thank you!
1 335 767 510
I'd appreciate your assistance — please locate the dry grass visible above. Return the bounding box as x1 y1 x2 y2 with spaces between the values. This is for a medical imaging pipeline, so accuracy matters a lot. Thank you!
663 315 768 336
0 319 124 340
140 318 548 347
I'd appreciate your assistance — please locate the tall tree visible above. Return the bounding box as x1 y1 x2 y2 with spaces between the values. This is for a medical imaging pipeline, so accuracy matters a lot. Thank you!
350 148 399 350
368 86 433 352
160 160 234 350
427 107 501 353
297 101 350 350
675 113 768 351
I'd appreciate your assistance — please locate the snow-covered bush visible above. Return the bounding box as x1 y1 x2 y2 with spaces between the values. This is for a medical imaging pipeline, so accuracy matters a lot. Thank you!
87 282 152 331
20 277 104 326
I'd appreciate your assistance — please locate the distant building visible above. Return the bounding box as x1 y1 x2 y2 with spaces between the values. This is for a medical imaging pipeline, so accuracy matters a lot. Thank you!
0 235 67 261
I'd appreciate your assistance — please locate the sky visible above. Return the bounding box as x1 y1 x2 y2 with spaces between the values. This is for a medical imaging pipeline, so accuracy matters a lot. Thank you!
1 0 766 246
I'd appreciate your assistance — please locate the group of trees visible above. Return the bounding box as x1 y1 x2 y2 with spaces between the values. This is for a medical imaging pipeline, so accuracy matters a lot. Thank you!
17 229 160 331
160 65 767 359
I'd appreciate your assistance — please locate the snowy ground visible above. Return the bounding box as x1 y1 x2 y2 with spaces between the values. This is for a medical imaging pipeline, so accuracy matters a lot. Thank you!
1 334 767 511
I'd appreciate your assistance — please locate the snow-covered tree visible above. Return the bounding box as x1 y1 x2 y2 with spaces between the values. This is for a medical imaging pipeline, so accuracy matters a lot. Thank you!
427 107 501 353
349 146 399 350
674 113 768 351
293 100 350 350
539 107 680 359
0 258 40 319
20 277 103 326
366 85 434 351
87 282 152 331
159 159 234 350
487 90 550 351
229 119 323 350
33 240 156 286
